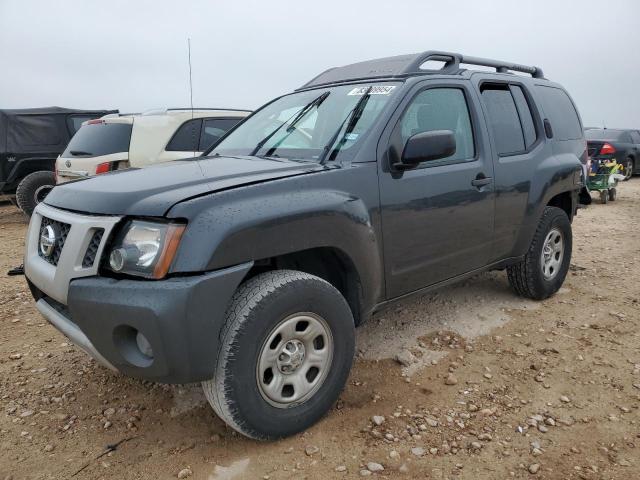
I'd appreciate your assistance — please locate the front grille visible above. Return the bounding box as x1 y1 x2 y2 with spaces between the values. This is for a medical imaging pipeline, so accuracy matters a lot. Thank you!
82 229 104 268
38 217 71 266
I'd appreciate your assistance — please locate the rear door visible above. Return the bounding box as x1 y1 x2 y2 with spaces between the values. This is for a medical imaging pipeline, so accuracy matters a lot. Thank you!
472 77 547 261
56 120 132 182
378 79 495 298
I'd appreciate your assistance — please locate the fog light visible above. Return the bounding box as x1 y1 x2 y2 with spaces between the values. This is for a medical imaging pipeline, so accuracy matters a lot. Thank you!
109 248 126 271
136 331 153 359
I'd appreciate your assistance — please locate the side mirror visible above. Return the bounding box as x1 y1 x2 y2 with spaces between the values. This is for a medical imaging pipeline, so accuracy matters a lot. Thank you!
397 130 456 169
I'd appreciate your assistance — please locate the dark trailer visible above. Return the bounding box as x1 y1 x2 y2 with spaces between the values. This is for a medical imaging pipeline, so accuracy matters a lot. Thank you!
0 107 116 213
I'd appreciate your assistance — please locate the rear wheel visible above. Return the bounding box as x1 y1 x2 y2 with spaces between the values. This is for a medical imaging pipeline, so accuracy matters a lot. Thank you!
609 188 617 202
623 157 633 180
507 206 572 300
202 270 355 440
16 171 56 216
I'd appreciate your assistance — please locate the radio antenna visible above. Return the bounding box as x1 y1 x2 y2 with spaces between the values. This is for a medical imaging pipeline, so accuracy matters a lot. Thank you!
187 38 196 157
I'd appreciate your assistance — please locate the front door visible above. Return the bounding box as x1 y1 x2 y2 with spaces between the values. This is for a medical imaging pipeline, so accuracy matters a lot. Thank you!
378 81 495 298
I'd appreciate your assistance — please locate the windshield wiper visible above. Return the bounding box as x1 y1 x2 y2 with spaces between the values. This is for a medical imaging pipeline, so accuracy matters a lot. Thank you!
69 150 92 156
318 86 373 165
249 91 330 157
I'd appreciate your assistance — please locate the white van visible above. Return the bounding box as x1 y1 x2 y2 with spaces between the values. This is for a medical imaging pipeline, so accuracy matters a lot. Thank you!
55 108 250 183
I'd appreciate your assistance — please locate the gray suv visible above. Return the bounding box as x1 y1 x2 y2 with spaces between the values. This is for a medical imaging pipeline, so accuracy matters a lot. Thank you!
24 51 586 440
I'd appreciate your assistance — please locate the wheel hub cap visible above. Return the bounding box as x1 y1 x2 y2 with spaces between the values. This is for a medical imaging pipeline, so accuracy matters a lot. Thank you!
257 313 333 408
277 340 306 374
541 228 564 280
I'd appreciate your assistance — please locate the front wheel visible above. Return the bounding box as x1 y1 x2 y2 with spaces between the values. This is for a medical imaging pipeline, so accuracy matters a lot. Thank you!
202 270 355 440
16 171 56 216
600 190 609 204
609 188 617 202
507 206 572 300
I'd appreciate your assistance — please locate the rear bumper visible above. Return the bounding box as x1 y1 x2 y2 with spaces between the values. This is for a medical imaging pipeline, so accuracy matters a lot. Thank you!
28 262 252 383
56 169 89 184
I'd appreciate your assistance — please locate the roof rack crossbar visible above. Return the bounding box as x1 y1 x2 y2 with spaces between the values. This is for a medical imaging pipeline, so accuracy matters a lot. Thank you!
459 54 544 79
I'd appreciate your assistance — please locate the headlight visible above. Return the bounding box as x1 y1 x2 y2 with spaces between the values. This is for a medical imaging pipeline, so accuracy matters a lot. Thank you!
107 220 186 279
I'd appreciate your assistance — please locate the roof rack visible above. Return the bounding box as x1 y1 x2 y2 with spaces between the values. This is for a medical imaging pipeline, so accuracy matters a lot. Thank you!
139 108 252 116
299 51 545 90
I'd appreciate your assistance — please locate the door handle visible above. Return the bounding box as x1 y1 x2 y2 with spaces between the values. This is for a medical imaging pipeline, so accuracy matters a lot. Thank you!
471 175 492 187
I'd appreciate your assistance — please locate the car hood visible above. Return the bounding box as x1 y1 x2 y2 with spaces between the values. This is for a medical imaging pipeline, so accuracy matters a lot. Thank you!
44 155 325 216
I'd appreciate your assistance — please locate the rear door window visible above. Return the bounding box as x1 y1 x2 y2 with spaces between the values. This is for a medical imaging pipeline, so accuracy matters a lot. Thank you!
630 130 640 144
62 123 132 157
199 118 242 150
510 85 537 149
481 85 525 155
535 86 582 140
166 119 202 151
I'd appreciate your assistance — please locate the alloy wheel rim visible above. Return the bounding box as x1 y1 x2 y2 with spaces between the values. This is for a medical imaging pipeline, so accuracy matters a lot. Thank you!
256 312 333 408
540 228 564 280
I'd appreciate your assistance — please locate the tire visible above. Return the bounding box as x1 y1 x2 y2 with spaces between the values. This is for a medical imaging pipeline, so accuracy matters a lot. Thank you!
16 171 56 216
202 270 355 440
507 206 572 300
623 157 633 180
609 187 617 202
600 190 608 204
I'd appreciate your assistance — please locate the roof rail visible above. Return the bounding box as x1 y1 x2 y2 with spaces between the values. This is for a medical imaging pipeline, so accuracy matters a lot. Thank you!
298 50 545 90
166 107 252 112
407 51 545 79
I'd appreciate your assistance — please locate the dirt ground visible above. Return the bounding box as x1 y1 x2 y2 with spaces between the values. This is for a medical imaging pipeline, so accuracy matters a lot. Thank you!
1 180 639 480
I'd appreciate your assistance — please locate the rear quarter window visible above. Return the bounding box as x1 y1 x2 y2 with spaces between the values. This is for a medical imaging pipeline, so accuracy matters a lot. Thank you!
10 115 62 146
166 119 202 151
535 86 583 141
62 123 132 157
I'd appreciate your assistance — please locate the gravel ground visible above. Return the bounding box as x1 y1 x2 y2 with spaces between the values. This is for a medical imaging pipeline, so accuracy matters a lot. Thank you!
1 180 639 480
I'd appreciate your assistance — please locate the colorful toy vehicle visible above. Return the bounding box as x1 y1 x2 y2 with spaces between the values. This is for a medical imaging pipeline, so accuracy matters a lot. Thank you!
587 158 624 204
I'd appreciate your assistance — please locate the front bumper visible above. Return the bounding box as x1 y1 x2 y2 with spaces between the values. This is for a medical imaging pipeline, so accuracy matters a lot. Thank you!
28 263 251 383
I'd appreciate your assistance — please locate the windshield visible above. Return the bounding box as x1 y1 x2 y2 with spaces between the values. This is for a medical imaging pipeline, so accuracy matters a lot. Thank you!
210 83 400 162
585 129 624 141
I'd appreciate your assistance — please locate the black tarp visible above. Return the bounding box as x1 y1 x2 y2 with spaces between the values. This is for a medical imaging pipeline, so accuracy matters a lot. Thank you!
0 107 116 154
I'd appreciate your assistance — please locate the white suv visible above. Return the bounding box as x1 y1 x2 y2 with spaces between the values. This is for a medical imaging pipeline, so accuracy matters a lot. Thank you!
55 108 250 183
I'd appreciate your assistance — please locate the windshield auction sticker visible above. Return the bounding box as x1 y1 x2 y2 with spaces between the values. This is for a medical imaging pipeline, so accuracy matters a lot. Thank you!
348 85 396 96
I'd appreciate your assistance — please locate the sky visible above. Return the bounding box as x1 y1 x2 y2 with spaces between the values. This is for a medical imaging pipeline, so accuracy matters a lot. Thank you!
1 0 639 128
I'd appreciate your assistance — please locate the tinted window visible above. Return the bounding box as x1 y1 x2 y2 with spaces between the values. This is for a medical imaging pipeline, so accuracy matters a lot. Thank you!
536 86 582 140
67 115 98 133
166 119 202 151
398 88 475 161
620 132 633 143
481 86 525 155
511 86 537 149
199 118 242 150
62 123 132 157
585 129 625 141
630 131 640 144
